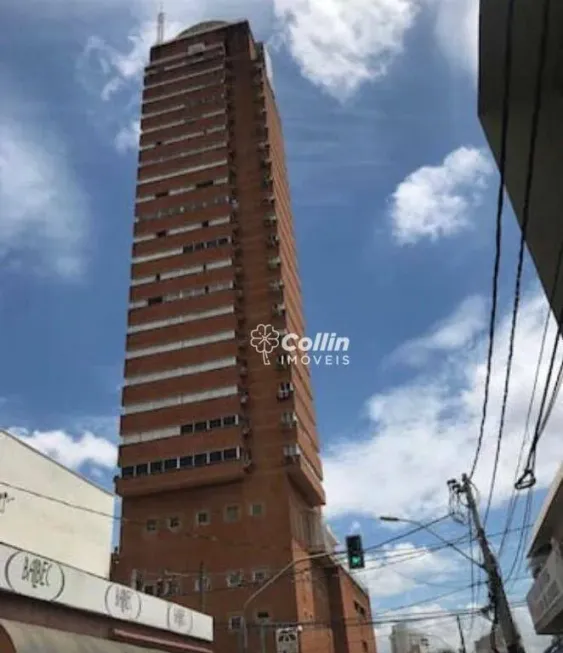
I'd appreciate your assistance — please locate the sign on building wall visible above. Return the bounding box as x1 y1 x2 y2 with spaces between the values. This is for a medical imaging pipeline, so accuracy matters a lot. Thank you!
276 628 299 653
5 551 65 601
0 541 213 642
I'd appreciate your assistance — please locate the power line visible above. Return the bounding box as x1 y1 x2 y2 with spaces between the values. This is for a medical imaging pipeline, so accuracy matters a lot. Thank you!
135 524 534 598
483 0 552 526
498 291 553 560
469 0 517 481
225 601 530 631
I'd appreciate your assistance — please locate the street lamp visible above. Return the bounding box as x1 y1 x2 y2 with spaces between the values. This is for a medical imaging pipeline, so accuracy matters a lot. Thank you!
378 516 483 569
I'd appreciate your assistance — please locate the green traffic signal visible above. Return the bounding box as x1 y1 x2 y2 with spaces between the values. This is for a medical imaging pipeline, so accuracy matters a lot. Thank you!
350 555 363 569
346 535 365 569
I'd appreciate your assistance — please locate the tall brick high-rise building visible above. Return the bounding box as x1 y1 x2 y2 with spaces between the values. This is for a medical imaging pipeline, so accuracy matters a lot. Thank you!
112 18 376 653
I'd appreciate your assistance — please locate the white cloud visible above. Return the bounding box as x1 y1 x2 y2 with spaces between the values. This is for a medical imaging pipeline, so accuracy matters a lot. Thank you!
389 146 494 245
115 119 141 153
358 542 459 599
432 0 478 79
11 428 118 471
391 295 486 367
0 92 90 279
323 290 562 521
271 0 420 99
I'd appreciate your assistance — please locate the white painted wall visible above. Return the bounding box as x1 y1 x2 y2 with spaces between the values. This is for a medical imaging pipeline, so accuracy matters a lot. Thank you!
0 430 114 578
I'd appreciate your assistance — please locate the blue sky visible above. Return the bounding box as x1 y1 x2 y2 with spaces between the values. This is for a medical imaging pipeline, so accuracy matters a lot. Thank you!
0 0 561 650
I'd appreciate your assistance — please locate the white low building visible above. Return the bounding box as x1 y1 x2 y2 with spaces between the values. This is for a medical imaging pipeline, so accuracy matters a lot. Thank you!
0 429 114 578
527 463 563 635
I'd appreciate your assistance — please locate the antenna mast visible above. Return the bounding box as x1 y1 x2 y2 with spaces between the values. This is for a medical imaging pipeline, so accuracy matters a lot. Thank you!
156 3 165 44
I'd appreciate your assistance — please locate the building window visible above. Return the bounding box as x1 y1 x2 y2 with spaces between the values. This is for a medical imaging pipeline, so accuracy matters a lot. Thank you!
146 519 157 532
196 510 210 526
164 458 178 471
150 460 163 474
195 420 207 432
226 571 243 587
167 579 181 595
168 516 181 531
224 447 239 461
223 415 237 427
144 584 155 595
255 611 271 624
249 503 264 517
225 505 240 523
209 417 221 428
179 455 193 468
228 615 243 631
194 576 211 591
181 423 194 434
136 463 149 476
194 453 208 466
122 466 135 478
209 450 223 463
252 569 269 584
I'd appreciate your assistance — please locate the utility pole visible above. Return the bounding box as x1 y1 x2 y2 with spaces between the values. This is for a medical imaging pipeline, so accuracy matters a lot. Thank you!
456 615 467 653
260 624 267 653
449 475 524 653
198 562 205 612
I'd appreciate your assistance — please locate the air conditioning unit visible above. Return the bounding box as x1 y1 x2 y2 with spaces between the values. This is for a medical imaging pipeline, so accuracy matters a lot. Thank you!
281 412 298 427
272 303 286 317
270 280 284 292
264 214 277 225
283 444 300 459
240 393 249 405
268 257 281 269
267 234 280 247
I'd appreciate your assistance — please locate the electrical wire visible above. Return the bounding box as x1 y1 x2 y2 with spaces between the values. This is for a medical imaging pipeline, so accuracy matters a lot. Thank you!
505 488 534 587
497 292 552 560
469 0 517 481
221 600 529 631
483 0 552 526
517 308 563 488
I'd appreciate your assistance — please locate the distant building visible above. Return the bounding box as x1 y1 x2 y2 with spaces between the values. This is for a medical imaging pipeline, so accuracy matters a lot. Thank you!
0 429 114 578
526 463 563 635
390 624 431 653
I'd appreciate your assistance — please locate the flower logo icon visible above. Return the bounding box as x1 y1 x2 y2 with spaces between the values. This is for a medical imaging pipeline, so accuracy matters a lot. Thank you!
250 324 280 365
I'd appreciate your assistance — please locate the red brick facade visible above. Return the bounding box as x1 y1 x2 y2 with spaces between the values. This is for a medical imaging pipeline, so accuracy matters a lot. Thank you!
112 19 377 653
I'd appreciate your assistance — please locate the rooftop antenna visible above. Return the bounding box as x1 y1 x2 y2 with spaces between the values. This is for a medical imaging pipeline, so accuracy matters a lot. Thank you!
156 2 165 44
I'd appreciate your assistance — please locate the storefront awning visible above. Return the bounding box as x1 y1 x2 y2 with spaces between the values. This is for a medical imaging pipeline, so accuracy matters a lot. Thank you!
0 619 168 653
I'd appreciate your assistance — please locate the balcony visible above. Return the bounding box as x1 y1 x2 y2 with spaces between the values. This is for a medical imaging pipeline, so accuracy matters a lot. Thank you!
283 445 325 506
304 510 338 555
527 545 563 634
116 457 246 498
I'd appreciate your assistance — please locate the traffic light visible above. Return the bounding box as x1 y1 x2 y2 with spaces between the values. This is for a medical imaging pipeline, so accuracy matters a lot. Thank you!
346 534 365 570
